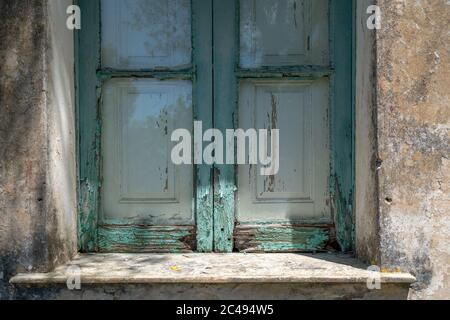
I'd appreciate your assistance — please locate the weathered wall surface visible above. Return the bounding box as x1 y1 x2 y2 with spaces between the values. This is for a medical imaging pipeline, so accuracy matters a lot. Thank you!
355 0 381 265
11 283 410 300
0 0 77 299
376 0 450 299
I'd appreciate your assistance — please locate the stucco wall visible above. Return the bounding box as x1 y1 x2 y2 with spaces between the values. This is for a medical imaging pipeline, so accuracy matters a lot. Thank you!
376 0 450 299
0 0 77 299
355 0 381 265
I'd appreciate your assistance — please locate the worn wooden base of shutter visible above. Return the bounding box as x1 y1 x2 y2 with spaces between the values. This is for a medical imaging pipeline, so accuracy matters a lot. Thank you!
234 225 336 253
98 226 196 253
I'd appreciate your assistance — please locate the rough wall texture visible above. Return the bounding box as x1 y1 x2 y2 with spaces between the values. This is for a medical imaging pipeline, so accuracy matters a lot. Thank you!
0 0 77 299
377 0 450 299
355 0 381 265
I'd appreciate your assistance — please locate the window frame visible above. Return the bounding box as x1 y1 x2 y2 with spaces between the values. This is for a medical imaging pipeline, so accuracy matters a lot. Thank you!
75 0 354 253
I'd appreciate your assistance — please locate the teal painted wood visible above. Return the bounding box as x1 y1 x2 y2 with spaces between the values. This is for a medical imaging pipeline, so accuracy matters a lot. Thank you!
212 0 238 253
234 225 331 253
98 226 195 253
77 0 101 252
330 0 354 252
193 0 214 252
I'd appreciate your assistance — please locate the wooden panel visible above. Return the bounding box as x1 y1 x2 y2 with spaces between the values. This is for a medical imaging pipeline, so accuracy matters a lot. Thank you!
240 0 329 68
98 225 195 252
254 84 313 202
101 0 192 69
234 225 331 252
237 79 331 223
101 79 193 225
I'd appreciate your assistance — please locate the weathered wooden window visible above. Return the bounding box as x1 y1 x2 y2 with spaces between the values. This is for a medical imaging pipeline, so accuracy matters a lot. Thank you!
77 0 353 253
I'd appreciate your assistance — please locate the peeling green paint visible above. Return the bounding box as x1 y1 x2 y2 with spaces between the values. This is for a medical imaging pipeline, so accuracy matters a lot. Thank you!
212 0 238 253
77 0 101 252
78 179 99 252
196 183 214 252
98 226 195 253
332 176 354 252
329 0 355 252
193 0 214 252
213 168 237 252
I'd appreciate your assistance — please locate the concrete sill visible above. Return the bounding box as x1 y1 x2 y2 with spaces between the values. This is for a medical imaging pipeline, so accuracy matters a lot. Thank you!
10 253 416 285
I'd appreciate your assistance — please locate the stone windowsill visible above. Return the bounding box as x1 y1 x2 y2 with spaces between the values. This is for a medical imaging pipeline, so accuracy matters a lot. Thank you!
10 253 416 285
